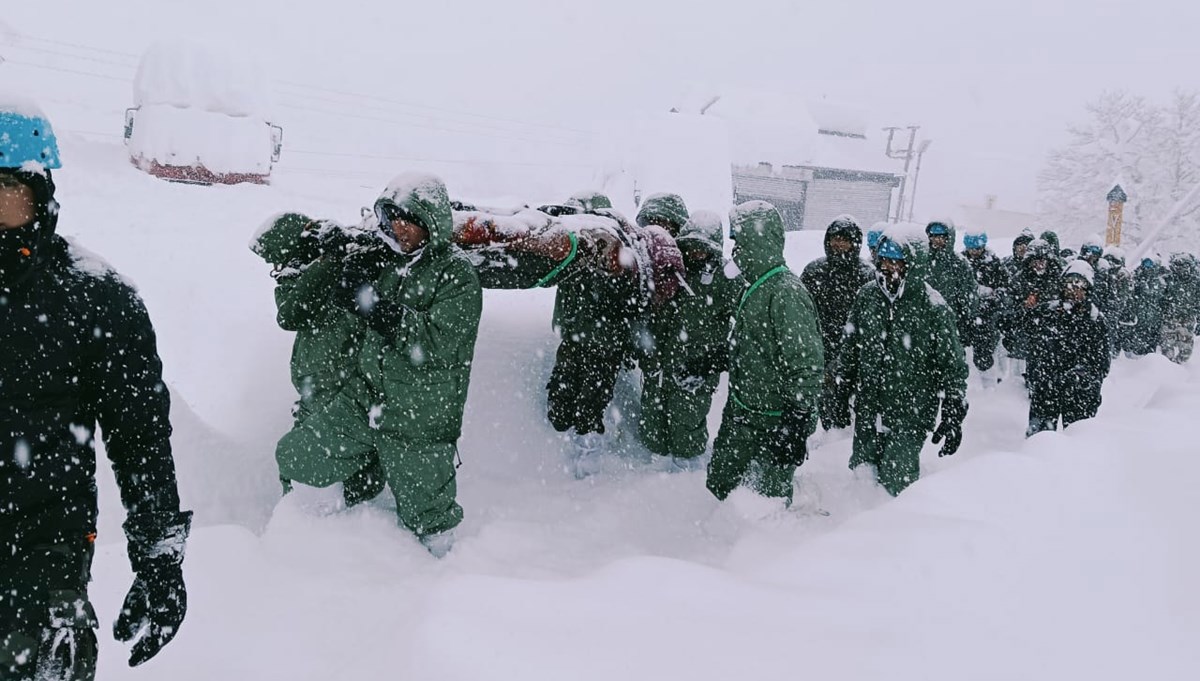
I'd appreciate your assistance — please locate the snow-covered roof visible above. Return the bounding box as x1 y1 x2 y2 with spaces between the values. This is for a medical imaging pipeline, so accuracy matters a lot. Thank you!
675 88 902 175
949 204 1039 241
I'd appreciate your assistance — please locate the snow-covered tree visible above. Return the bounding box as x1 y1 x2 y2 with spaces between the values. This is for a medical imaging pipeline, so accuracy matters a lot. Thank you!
1038 90 1200 254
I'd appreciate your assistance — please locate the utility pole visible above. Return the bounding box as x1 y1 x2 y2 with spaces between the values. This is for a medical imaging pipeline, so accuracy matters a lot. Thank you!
884 126 919 222
906 139 934 222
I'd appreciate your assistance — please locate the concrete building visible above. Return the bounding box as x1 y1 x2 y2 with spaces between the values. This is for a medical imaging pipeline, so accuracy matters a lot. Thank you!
678 89 903 231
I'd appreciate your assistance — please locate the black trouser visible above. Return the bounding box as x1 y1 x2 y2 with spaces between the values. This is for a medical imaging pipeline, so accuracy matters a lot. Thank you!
546 338 624 435
970 302 1002 371
1027 381 1101 436
0 537 98 681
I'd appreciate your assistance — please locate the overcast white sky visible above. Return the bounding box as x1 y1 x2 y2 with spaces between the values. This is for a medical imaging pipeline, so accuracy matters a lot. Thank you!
10 0 1200 215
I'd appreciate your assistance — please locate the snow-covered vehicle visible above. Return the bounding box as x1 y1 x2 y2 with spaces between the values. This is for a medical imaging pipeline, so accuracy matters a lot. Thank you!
123 42 282 185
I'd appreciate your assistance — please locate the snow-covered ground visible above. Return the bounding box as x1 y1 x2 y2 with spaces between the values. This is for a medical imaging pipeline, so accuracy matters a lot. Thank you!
43 134 1194 680
2 10 1197 680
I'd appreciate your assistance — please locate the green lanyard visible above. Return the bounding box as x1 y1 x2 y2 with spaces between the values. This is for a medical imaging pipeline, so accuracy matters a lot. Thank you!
731 264 789 416
535 231 579 288
737 265 788 317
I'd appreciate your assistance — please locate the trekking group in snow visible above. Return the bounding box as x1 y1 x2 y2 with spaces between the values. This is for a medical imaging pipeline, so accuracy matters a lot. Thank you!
5 101 1200 681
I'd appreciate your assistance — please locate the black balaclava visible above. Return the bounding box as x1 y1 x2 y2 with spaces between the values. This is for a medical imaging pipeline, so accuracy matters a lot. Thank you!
0 168 59 289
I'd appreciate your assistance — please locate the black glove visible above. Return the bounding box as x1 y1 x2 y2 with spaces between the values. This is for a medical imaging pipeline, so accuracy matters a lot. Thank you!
360 299 413 336
820 376 852 430
683 348 729 378
332 254 380 312
930 397 967 457
771 406 815 466
115 510 192 667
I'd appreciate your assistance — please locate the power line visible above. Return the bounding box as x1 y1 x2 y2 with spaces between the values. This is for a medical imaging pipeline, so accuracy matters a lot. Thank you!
277 88 584 145
61 127 124 139
16 35 141 61
2 58 131 83
287 148 594 168
275 100 582 147
274 80 594 136
5 43 139 70
9 33 595 141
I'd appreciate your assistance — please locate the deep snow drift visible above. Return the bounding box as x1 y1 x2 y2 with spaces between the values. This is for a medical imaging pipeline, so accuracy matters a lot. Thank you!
32 134 1191 680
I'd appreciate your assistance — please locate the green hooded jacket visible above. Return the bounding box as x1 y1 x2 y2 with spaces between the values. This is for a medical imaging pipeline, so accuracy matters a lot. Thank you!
727 201 824 416
636 193 690 236
254 213 373 413
833 235 968 435
647 210 740 372
926 222 980 342
359 174 483 443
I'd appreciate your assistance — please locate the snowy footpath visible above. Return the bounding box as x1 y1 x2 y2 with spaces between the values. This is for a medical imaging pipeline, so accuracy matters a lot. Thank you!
38 139 1195 680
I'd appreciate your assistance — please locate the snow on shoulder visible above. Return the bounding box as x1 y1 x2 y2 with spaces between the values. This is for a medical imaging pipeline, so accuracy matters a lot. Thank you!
924 282 949 307
64 237 133 286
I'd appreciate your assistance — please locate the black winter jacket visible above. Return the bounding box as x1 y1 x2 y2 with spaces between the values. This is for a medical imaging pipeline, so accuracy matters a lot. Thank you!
1 235 180 548
1027 298 1111 394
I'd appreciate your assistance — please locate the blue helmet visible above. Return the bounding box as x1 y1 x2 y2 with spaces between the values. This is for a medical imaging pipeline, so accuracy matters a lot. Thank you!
0 105 62 170
876 238 906 261
926 221 950 236
962 232 987 250
866 229 884 250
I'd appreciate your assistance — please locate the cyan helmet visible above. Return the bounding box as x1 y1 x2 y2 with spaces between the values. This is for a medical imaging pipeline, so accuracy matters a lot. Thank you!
0 103 62 170
963 232 987 250
877 238 906 261
1140 257 1155 270
926 221 950 236
867 229 884 250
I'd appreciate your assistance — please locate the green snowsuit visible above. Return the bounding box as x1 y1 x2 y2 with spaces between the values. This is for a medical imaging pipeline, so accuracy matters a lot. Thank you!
706 202 824 502
926 223 980 350
831 237 969 496
259 176 482 537
639 212 741 460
